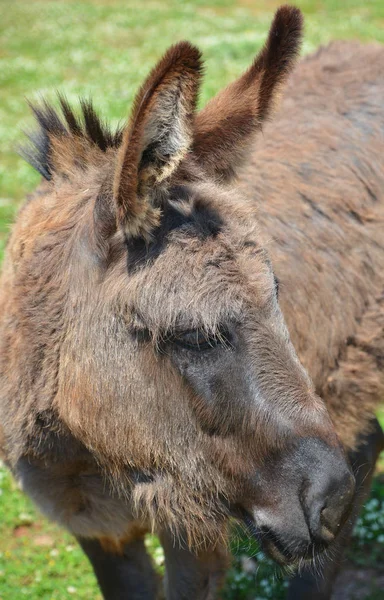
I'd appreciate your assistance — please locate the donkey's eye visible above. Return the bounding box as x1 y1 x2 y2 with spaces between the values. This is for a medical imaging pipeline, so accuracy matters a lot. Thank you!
173 329 221 351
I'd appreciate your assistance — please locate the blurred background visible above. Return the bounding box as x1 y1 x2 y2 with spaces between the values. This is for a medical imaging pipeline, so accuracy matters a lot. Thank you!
0 1 383 598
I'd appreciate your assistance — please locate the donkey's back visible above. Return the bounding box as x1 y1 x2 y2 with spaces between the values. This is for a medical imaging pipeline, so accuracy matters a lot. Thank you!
242 41 384 450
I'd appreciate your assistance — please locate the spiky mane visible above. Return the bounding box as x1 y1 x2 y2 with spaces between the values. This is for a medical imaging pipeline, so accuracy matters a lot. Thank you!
20 95 124 180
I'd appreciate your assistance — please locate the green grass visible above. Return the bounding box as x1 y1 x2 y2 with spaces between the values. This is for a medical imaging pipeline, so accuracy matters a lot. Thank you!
0 1 383 598
0 465 102 600
1 463 384 600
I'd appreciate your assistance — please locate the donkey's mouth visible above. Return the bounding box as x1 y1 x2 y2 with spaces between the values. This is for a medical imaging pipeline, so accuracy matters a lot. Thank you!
237 509 326 567
257 529 326 567
239 511 297 566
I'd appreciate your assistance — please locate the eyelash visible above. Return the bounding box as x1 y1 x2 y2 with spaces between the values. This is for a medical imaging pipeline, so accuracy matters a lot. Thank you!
172 328 231 352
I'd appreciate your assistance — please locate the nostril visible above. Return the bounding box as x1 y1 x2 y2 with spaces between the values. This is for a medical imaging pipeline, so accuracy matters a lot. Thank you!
305 471 355 545
322 479 354 530
320 506 341 538
306 505 336 544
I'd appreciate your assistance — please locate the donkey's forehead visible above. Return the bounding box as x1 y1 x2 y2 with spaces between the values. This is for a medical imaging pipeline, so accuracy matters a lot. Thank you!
126 218 275 333
168 181 260 230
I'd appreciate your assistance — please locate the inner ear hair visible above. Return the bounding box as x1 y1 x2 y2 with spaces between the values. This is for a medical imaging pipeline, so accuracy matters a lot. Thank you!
113 41 203 241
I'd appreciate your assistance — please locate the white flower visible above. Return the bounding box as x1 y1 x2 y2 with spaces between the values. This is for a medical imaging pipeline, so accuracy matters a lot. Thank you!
67 586 77 594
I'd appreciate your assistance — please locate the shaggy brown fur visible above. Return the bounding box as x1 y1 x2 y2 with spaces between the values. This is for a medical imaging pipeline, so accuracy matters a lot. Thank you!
0 5 383 599
246 41 384 449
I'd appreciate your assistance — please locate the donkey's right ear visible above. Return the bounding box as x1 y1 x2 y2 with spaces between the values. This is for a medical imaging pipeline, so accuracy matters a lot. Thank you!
113 42 202 240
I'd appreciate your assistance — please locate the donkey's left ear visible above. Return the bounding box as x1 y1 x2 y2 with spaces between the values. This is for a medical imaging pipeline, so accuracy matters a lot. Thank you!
113 42 202 239
192 6 303 182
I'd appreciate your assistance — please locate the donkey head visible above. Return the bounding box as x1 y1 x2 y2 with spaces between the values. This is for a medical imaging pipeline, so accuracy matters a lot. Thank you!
48 6 354 564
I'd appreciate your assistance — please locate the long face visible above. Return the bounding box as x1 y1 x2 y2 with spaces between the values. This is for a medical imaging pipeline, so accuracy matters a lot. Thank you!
43 6 355 566
119 184 354 565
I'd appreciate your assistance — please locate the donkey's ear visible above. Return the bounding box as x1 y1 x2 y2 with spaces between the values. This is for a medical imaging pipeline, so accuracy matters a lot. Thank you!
114 42 202 239
192 5 303 181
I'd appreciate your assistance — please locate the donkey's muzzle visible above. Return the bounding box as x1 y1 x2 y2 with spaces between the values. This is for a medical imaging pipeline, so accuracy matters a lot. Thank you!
246 438 355 565
302 455 355 545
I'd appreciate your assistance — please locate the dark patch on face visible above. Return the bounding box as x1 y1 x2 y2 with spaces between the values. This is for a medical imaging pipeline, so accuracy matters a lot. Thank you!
168 324 252 438
126 185 223 273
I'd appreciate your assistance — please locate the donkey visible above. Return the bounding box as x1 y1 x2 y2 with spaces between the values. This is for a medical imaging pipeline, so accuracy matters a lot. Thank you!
1 5 383 599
